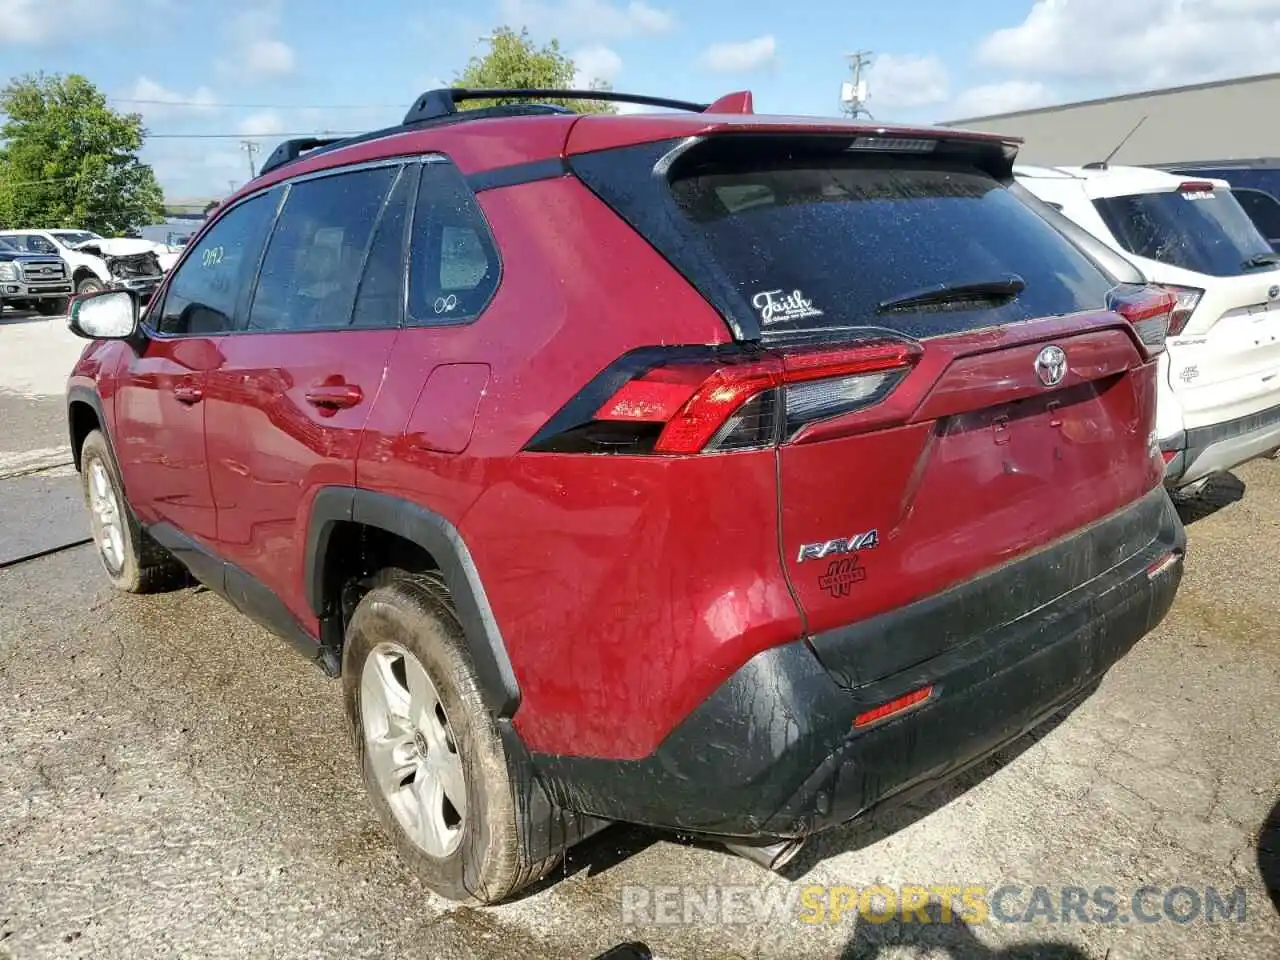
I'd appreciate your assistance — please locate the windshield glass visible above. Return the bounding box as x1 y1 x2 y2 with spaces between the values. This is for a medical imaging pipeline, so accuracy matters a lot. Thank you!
50 230 101 246
664 157 1116 340
0 237 15 251
1093 188 1275 276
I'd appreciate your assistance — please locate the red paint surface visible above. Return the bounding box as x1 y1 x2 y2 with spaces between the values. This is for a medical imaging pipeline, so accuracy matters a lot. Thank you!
69 112 1166 766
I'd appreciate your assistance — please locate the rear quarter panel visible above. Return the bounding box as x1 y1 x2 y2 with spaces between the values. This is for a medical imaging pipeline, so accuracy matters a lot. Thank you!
357 175 803 760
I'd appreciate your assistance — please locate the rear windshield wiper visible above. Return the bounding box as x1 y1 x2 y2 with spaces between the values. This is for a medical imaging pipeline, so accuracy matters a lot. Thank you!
877 274 1026 313
1243 251 1280 269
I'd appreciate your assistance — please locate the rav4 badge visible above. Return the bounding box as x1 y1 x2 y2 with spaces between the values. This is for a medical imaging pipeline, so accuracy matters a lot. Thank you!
797 530 879 563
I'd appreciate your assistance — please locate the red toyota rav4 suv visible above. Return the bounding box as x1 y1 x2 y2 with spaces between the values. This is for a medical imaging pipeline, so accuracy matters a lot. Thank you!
66 87 1186 904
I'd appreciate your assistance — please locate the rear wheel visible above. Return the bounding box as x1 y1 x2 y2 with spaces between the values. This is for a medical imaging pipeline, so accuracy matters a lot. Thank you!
342 570 561 904
80 430 187 593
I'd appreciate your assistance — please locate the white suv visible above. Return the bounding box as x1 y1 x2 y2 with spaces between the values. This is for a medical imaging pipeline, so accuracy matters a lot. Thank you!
1017 164 1280 491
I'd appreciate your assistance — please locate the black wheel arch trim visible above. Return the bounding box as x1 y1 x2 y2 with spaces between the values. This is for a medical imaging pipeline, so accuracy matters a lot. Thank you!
66 385 115 473
305 486 521 717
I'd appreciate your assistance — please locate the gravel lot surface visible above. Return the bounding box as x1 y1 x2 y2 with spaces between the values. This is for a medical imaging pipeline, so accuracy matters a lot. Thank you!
1 312 1277 959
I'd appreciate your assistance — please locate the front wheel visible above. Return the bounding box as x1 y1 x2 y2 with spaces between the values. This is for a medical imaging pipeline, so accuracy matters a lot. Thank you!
35 298 67 316
75 276 105 296
79 430 187 593
342 570 562 904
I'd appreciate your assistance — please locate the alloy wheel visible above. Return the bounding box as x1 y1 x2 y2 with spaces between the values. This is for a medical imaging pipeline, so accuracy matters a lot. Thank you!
360 642 467 857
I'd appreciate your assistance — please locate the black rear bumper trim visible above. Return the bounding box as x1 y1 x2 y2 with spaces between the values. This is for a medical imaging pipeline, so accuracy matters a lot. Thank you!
528 487 1184 838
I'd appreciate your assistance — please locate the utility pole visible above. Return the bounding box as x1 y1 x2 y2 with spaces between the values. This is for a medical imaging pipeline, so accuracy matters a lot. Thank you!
840 51 874 119
239 139 261 179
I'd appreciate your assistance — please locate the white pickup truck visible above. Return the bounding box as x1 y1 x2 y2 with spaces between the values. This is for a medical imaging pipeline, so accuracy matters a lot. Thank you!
0 229 173 303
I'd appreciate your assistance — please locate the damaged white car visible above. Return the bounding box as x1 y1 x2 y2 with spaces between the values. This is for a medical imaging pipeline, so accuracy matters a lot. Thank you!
0 229 170 302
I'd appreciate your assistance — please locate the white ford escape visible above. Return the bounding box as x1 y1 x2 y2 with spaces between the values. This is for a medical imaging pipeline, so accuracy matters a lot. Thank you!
1016 164 1280 491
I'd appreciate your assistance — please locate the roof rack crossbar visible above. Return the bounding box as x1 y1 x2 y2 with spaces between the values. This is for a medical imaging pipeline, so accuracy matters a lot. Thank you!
259 136 350 177
402 87 712 125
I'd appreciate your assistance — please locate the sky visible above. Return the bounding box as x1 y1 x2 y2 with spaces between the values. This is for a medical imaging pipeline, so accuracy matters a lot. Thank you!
3 0 1280 200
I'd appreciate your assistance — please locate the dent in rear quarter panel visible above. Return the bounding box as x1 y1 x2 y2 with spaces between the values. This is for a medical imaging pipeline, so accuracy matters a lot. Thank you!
358 174 803 761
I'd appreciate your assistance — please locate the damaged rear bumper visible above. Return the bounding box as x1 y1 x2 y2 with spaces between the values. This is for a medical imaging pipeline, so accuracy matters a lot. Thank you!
528 486 1184 839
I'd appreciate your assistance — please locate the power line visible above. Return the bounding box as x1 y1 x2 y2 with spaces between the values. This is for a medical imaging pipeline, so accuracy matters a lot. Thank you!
110 97 403 110
0 174 80 188
144 131 361 139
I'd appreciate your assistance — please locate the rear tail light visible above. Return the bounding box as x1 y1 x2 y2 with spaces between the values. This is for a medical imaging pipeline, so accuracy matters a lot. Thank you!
1106 283 1178 355
527 338 921 455
1158 285 1204 336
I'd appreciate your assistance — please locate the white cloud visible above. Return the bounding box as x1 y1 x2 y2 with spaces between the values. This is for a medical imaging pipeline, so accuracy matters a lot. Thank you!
498 0 675 41
978 0 1280 88
121 77 218 121
867 54 950 110
237 111 287 136
572 45 623 87
951 80 1052 118
0 0 112 44
218 6 297 80
243 38 296 78
700 36 778 73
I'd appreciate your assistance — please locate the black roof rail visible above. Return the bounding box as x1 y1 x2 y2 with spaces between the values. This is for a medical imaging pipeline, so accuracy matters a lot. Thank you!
403 87 713 125
252 89 753 182
259 136 349 177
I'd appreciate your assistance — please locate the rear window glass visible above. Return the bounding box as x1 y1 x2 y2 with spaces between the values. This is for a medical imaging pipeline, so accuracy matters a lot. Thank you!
1093 189 1274 277
1233 189 1280 247
665 158 1116 339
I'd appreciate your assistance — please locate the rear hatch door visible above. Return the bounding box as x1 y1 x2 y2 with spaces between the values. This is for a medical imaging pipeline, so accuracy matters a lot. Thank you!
1092 182 1280 426
572 131 1167 681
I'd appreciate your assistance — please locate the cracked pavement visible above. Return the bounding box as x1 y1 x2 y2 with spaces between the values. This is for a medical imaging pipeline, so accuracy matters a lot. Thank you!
1 313 1278 959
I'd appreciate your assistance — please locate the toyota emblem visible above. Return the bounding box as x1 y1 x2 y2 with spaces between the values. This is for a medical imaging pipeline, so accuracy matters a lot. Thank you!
1269 284 1280 300
1035 345 1067 387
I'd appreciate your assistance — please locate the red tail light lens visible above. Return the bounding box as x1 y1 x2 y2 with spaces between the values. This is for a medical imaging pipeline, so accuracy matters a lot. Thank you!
1158 285 1205 336
531 338 921 455
1106 283 1177 355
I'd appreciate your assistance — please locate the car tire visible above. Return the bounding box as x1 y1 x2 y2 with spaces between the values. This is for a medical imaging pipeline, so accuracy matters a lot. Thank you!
342 569 561 904
35 298 67 316
76 276 104 296
80 430 188 593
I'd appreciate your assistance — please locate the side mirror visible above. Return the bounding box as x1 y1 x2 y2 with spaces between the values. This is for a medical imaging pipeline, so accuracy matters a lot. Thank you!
68 289 139 341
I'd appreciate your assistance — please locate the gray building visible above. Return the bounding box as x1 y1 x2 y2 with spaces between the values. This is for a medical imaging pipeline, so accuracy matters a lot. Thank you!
940 72 1280 167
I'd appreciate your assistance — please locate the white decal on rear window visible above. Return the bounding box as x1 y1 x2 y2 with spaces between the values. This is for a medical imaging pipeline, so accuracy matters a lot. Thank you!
1182 190 1215 200
751 288 824 325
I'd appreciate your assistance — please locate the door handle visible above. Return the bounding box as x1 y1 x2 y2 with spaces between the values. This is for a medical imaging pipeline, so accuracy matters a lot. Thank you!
173 383 204 405
305 383 364 410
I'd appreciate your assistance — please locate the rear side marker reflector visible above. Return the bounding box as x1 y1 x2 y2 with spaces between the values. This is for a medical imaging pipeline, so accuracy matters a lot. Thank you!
1146 551 1182 580
854 684 935 728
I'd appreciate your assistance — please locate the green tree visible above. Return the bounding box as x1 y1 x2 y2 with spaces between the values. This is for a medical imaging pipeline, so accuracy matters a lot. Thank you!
454 27 616 114
0 73 164 235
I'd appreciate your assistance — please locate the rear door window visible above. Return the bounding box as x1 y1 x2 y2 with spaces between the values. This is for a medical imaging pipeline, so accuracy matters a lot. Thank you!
247 165 400 332
663 157 1116 339
1093 188 1275 276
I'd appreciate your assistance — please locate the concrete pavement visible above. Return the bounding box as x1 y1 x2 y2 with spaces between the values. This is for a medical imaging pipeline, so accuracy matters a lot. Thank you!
1 312 1277 959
